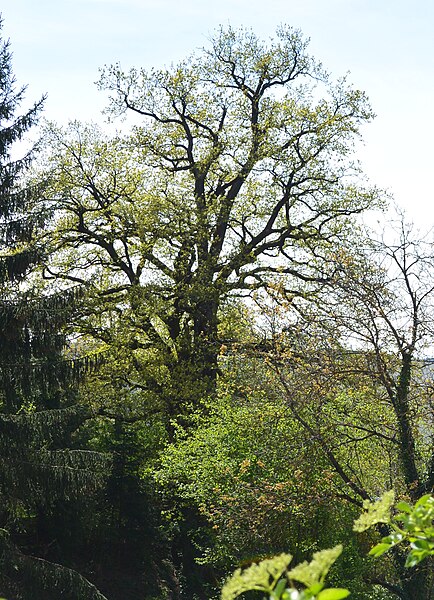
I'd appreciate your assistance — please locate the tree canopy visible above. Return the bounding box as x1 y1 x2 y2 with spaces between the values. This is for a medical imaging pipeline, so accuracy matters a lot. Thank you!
43 26 380 422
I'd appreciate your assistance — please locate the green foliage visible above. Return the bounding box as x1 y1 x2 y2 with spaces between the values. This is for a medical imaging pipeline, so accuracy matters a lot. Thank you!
353 492 396 533
221 546 349 600
0 18 112 598
42 23 380 425
5 16 433 600
0 18 45 286
155 390 339 570
355 492 434 568
0 528 109 600
34 27 388 594
221 553 292 599
221 492 434 600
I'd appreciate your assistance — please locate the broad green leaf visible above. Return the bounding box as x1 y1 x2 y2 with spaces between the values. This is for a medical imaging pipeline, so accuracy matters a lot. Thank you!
405 551 428 568
309 582 324 595
410 539 431 550
415 494 433 508
316 589 350 600
396 501 412 513
368 543 392 557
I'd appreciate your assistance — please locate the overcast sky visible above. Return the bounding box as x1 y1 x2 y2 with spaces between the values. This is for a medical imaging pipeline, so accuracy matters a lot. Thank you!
2 0 434 225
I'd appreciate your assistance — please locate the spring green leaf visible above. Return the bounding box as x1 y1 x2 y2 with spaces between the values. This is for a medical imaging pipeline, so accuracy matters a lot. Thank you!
316 589 350 600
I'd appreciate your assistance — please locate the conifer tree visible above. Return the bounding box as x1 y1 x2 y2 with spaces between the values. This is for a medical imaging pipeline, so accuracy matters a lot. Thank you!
0 17 109 600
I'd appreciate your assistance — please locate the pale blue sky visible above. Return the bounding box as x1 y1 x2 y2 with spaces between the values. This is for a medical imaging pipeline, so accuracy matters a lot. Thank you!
2 0 434 223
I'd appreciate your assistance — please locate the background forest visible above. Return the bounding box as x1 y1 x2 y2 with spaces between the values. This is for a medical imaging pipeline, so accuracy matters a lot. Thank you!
0 15 433 600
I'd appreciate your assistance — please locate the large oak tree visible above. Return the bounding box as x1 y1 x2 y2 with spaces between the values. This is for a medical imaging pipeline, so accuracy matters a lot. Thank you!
43 26 379 421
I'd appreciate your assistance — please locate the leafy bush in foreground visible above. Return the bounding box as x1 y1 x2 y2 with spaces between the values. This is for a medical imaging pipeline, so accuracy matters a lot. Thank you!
221 492 434 599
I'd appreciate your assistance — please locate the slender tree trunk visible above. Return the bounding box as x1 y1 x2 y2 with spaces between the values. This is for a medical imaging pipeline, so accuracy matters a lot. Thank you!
394 352 421 499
